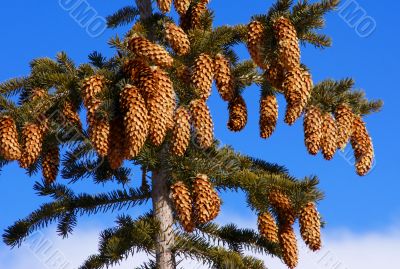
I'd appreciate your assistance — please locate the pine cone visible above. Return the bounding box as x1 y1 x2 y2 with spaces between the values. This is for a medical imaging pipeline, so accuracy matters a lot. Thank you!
165 22 190 56
135 63 157 99
188 1 207 30
30 88 47 101
193 174 214 224
268 190 295 225
227 96 247 132
190 99 214 149
157 0 172 13
171 181 195 232
259 94 278 139
192 53 214 100
0 116 21 160
82 75 104 108
121 85 149 158
209 188 221 221
279 224 299 269
89 116 110 157
258 212 279 243
42 144 60 185
273 17 300 71
62 101 82 130
108 118 126 170
303 106 323 155
214 54 235 102
335 104 354 149
128 36 173 68
19 123 44 168
299 202 322 251
265 63 285 90
321 113 337 160
173 0 190 15
171 107 191 156
247 21 265 68
351 115 374 176
124 59 151 82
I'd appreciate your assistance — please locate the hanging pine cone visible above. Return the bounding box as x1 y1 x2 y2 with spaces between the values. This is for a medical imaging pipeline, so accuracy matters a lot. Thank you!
82 75 104 108
42 144 60 185
190 99 214 149
128 36 173 68
165 22 190 56
227 96 247 132
193 174 214 224
265 63 285 90
121 85 149 158
135 64 157 99
30 88 47 101
279 224 299 269
273 17 300 71
89 116 110 157
19 123 44 169
258 212 279 243
259 94 278 139
157 0 172 13
171 107 191 156
171 181 195 233
173 0 190 15
62 101 82 130
299 202 322 251
107 118 126 170
192 53 214 100
209 188 221 221
188 1 207 30
321 113 337 160
268 190 295 225
214 54 235 102
335 104 354 149
247 21 265 68
0 116 21 160
303 106 323 155
351 115 374 176
124 59 151 82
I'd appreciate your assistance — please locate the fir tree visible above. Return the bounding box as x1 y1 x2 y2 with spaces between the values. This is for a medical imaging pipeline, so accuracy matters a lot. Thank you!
0 0 382 268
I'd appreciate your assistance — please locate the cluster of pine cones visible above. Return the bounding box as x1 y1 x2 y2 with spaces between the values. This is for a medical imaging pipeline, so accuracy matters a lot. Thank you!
0 88 61 184
171 174 221 232
258 190 321 269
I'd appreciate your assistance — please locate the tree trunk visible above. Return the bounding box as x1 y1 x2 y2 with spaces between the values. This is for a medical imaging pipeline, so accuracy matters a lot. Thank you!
152 169 176 269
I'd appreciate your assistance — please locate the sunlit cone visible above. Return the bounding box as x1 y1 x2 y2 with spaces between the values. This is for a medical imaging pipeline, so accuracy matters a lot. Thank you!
214 53 235 102
171 107 191 156
268 190 295 225
128 36 173 68
62 101 82 130
157 0 172 13
190 99 214 149
227 95 247 132
173 0 190 15
299 202 322 251
123 59 151 82
30 88 47 101
247 21 266 68
189 1 208 30
165 22 190 56
279 224 299 269
259 94 278 139
192 53 214 100
108 118 126 170
82 75 105 108
350 115 374 176
258 212 278 243
0 116 21 160
42 144 60 185
273 17 300 71
19 123 44 169
89 116 110 157
265 63 285 90
193 174 214 224
121 85 149 158
209 188 221 221
171 181 195 232
303 106 322 155
321 113 337 160
335 104 354 149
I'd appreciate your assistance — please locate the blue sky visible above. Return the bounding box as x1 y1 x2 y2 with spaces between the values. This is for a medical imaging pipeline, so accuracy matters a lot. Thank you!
0 0 399 268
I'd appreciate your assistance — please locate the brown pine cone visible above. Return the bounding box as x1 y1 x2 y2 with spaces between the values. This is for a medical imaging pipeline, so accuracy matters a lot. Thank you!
273 17 300 71
165 22 190 56
193 174 214 224
173 0 190 15
30 88 47 101
214 54 235 102
171 181 195 233
265 63 285 90
258 212 279 243
192 53 214 100
321 113 337 160
19 123 44 168
157 0 172 13
123 59 151 82
279 224 299 269
335 104 354 149
171 107 191 156
299 202 322 251
107 118 126 170
303 106 323 155
351 115 374 176
62 101 82 130
128 36 173 68
82 75 105 108
190 99 214 149
88 116 110 157
189 1 208 30
209 188 221 221
42 144 60 185
227 95 247 132
0 116 21 161
268 190 295 225
247 21 266 68
259 94 278 139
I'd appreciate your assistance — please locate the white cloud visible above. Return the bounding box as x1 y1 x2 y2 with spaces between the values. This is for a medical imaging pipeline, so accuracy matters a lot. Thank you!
1 217 399 269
